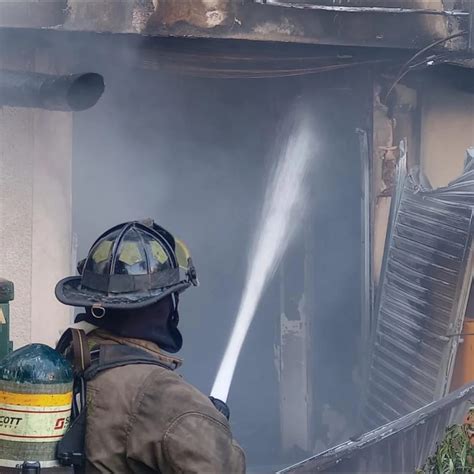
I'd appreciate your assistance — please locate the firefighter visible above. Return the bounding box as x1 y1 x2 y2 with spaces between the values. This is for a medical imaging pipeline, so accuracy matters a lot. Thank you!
54 219 245 473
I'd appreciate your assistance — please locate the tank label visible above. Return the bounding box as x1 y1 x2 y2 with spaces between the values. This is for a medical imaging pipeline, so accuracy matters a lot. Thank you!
0 391 72 442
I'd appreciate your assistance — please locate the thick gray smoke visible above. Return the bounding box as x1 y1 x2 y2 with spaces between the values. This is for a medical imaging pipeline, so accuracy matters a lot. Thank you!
72 53 364 469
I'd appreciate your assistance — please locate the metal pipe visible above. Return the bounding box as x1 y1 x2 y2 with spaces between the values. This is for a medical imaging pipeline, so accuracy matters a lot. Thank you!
0 71 105 111
17 461 41 473
255 0 469 16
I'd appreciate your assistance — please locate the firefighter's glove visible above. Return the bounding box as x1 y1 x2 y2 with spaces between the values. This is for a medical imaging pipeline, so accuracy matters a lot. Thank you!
209 396 230 420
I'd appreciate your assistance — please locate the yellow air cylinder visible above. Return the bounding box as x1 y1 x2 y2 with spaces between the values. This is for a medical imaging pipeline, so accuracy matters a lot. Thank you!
0 343 73 470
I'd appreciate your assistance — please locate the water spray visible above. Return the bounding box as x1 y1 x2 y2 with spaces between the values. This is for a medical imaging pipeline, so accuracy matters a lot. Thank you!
211 110 315 403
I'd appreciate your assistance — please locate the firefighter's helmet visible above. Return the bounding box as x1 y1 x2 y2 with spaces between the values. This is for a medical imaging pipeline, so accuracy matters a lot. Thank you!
55 219 198 310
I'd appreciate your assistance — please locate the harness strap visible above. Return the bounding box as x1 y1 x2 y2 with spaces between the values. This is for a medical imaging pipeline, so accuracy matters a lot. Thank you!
84 344 172 380
71 329 91 374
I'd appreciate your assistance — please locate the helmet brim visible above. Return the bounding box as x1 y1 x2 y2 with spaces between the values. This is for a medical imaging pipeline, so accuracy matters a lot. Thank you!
55 276 191 310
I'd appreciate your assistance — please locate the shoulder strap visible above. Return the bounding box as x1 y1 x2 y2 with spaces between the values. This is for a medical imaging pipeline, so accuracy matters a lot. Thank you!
84 343 172 381
71 329 91 373
56 328 92 374
57 328 173 380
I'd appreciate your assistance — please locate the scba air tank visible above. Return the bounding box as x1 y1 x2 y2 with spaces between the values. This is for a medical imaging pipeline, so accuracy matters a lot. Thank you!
0 344 73 471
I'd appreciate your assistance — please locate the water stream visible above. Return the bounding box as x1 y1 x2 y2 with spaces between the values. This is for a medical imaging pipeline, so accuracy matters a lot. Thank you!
211 111 315 402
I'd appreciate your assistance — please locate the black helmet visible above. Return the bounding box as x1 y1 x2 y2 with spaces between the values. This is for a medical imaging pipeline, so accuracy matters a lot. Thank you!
55 219 198 310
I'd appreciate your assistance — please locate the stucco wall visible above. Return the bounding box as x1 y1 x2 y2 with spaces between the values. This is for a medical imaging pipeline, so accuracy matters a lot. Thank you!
0 106 73 349
0 107 34 347
31 110 73 347
421 84 474 188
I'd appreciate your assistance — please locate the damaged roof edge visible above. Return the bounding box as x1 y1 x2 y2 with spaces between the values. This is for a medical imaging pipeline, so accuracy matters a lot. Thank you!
0 0 470 52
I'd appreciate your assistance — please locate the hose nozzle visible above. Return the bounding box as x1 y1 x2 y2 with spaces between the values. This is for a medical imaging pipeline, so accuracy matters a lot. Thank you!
209 396 230 420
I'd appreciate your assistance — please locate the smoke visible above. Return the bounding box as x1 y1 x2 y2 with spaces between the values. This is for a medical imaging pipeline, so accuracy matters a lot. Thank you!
1 23 367 469
212 108 316 402
70 53 363 467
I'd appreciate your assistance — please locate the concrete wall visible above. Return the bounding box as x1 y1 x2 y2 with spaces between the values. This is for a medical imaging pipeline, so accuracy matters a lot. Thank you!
421 84 474 188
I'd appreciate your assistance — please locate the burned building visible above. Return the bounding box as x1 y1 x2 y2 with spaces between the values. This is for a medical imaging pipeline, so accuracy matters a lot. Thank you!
0 1 473 471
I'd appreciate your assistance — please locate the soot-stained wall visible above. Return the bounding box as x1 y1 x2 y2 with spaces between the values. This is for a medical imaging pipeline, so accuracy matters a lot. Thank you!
72 65 366 466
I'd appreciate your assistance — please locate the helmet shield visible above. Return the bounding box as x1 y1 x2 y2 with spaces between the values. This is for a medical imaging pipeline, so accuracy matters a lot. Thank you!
55 220 197 309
